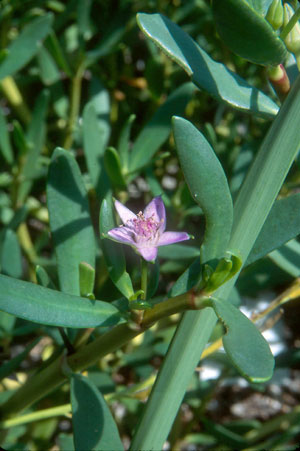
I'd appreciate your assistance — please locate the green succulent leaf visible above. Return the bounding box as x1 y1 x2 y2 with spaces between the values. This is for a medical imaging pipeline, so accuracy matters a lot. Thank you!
0 274 124 328
47 148 96 296
71 374 124 451
212 0 287 65
173 117 233 263
210 297 274 382
137 13 279 117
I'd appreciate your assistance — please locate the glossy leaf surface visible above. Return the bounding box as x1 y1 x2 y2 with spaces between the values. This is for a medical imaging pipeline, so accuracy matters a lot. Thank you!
210 298 274 382
137 13 279 117
47 148 96 295
173 117 233 263
0 14 53 80
71 374 124 451
212 0 287 65
0 274 123 328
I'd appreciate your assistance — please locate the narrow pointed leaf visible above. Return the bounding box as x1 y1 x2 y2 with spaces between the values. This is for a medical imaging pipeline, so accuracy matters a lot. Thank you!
0 274 123 328
137 13 279 117
47 148 96 295
210 297 274 382
36 265 56 289
0 14 54 80
247 193 300 265
100 197 134 299
212 0 287 65
173 117 233 262
71 374 124 451
128 82 195 174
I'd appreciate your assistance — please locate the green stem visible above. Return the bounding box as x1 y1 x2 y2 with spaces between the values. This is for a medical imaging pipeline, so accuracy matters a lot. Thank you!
0 290 202 419
0 404 72 429
0 76 31 124
280 6 300 40
63 62 85 149
141 258 148 300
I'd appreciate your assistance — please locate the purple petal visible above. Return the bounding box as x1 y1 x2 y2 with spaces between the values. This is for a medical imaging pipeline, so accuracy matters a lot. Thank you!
157 231 190 246
114 200 136 224
143 196 166 233
107 227 136 246
137 246 158 262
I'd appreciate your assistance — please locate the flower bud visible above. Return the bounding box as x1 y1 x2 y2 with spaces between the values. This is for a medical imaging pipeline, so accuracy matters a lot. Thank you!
266 0 284 30
283 3 300 54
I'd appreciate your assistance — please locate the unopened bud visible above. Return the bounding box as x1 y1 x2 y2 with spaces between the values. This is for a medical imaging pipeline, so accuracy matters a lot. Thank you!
283 3 300 54
267 64 290 101
266 0 284 30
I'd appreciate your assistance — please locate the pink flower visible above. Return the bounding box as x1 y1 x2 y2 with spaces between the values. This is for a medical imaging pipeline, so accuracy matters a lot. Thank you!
107 197 190 262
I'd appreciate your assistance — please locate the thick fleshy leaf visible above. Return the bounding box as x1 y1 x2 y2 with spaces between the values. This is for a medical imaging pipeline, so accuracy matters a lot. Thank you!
212 0 287 65
100 197 134 299
158 244 200 260
0 274 123 328
47 148 96 296
0 14 53 80
173 117 233 263
0 229 22 279
137 13 279 117
210 297 274 382
247 193 300 265
82 93 110 200
71 374 124 451
128 82 195 174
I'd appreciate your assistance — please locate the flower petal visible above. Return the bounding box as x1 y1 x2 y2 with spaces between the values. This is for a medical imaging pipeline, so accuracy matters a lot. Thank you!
157 231 190 246
107 227 136 246
143 196 166 232
114 200 136 224
137 246 158 262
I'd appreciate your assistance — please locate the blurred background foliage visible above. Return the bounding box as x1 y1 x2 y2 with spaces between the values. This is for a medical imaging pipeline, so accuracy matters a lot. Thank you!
0 0 300 450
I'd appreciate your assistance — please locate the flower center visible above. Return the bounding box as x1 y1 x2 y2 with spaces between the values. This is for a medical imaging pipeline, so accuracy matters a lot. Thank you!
127 212 162 243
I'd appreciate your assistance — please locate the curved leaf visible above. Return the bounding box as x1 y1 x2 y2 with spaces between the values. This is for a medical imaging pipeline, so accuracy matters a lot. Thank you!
137 13 279 117
71 374 124 451
47 148 96 295
0 14 54 80
210 297 274 382
173 117 233 263
0 274 123 328
212 0 287 65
